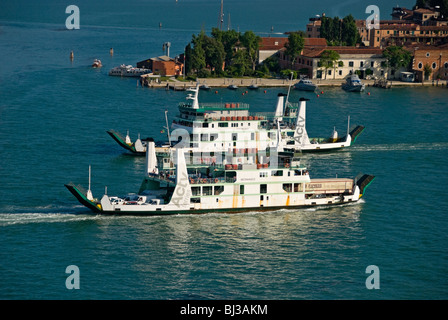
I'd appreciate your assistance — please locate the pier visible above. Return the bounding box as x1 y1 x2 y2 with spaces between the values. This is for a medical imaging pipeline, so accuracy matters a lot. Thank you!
139 76 448 89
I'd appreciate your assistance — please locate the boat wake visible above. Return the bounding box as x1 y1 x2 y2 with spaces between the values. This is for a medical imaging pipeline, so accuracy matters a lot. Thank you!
352 142 448 152
0 205 100 226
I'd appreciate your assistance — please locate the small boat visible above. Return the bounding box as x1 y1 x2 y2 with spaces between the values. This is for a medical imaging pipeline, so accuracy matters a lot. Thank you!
248 82 259 90
342 74 365 92
92 59 102 68
109 64 151 77
294 78 317 92
227 84 238 90
199 83 211 90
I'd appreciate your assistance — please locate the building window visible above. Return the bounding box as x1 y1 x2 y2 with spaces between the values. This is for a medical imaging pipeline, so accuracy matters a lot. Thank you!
444 62 448 69
426 52 430 57
339 70 342 75
432 62 437 69
418 62 423 69
349 61 354 67
371 61 374 67
360 61 364 67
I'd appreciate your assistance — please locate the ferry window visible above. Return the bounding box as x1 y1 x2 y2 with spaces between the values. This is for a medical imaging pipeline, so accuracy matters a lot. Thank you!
192 134 199 141
232 134 238 141
210 134 218 141
202 123 209 128
218 122 228 127
260 184 267 194
272 170 283 176
214 185 224 195
282 183 292 192
192 187 200 196
251 133 255 140
259 172 268 178
294 170 301 176
201 134 208 141
203 186 212 196
191 198 201 203
240 185 244 194
294 183 302 192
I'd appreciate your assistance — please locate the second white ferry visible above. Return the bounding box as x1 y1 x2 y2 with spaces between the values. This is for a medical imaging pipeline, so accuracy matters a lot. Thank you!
107 85 364 155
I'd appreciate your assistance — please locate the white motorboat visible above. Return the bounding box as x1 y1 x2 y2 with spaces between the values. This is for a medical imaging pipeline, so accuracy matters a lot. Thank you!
109 64 151 77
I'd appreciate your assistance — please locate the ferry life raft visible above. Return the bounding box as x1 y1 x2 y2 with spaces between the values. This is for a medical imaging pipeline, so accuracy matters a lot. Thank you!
65 140 375 216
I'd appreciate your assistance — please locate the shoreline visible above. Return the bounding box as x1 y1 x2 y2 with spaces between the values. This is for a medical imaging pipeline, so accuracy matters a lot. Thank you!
141 77 448 89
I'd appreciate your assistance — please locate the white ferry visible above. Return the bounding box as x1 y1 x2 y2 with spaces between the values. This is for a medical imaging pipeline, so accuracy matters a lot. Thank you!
107 85 364 155
109 64 151 77
65 139 375 215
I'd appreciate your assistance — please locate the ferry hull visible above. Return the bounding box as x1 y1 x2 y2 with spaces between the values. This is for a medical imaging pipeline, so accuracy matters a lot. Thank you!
65 174 375 216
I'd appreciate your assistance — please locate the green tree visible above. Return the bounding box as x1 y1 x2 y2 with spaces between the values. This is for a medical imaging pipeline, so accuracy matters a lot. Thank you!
319 14 360 46
229 50 250 76
383 45 412 74
284 31 305 68
240 31 261 72
191 31 206 75
423 63 432 80
319 50 341 79
203 36 225 75
212 28 240 67
342 14 361 46
184 43 193 75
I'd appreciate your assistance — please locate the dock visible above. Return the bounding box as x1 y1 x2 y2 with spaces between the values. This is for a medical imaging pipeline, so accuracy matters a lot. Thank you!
138 76 448 90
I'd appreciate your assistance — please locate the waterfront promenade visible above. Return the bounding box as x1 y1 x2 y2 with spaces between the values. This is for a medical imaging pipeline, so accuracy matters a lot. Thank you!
141 76 448 90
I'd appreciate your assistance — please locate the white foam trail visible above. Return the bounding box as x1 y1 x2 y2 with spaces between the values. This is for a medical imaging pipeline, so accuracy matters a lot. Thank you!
352 142 448 152
0 212 100 226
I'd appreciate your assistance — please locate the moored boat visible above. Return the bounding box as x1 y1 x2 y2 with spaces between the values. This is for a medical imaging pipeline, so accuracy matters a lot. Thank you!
109 64 151 77
342 74 365 92
294 78 318 92
92 59 102 68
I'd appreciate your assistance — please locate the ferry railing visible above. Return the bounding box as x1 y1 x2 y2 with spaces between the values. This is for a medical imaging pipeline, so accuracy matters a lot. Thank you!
179 102 250 110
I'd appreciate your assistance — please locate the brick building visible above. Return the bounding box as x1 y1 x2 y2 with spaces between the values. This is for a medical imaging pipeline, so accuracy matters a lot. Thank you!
258 37 326 63
137 55 183 76
408 43 448 81
306 7 448 48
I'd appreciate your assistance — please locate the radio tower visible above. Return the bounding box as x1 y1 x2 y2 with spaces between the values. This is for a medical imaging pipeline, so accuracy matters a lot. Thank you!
217 0 224 31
